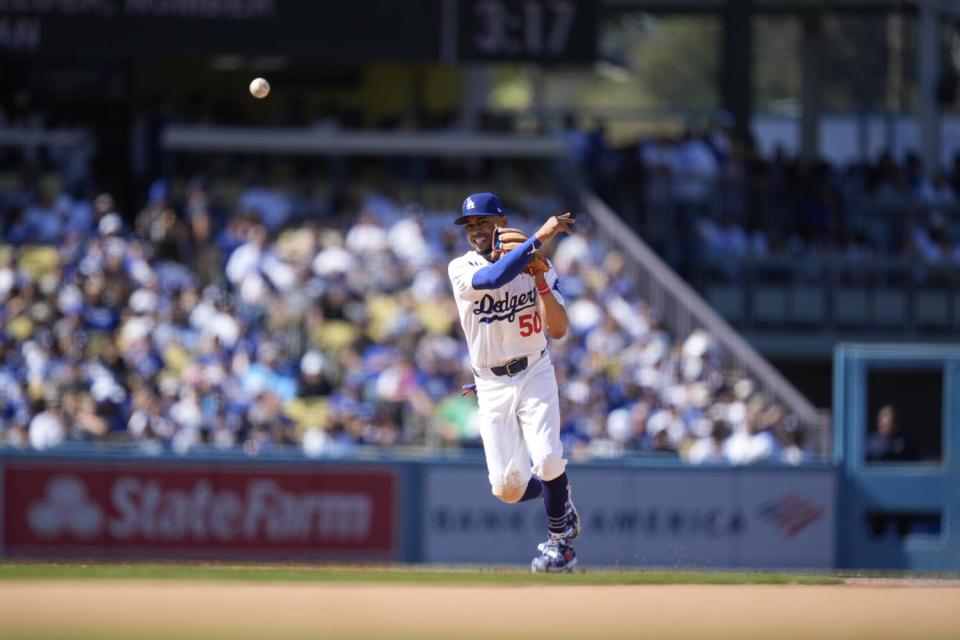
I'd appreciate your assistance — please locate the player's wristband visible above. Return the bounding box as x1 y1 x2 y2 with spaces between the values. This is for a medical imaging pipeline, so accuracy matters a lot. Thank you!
536 282 551 297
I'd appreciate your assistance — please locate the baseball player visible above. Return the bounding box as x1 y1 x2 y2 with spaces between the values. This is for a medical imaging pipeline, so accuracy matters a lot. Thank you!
448 192 581 573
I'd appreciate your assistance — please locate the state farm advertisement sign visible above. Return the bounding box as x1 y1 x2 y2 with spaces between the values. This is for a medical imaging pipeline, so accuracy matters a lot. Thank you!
2 461 397 560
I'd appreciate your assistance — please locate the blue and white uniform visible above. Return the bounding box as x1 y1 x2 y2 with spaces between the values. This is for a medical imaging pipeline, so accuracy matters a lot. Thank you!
448 250 567 503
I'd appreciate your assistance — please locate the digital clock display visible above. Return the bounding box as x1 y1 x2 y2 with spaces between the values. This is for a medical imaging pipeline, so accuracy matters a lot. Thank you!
457 0 597 63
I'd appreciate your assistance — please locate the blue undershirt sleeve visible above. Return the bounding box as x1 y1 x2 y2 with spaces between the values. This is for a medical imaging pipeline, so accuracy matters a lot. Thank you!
470 236 542 290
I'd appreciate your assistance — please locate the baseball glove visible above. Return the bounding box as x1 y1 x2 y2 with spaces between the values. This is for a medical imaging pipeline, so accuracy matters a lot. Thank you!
491 226 549 277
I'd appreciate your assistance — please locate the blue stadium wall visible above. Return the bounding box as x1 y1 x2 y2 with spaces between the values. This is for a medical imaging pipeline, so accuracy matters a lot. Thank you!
0 450 835 568
834 344 960 571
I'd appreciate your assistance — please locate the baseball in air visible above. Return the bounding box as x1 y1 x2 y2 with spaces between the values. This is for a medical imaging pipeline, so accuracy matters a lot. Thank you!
249 77 270 99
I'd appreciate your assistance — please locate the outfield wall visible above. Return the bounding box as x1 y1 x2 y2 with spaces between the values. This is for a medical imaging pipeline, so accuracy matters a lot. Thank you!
0 450 835 568
423 462 834 568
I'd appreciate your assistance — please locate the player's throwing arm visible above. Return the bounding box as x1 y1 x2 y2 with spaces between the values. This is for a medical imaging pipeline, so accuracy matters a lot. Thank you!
531 213 574 340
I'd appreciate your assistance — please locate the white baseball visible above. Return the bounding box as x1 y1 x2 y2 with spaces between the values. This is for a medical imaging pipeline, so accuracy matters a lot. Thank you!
249 77 270 99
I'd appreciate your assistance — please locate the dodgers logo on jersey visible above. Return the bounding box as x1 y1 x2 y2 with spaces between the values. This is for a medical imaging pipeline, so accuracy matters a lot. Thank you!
473 287 537 323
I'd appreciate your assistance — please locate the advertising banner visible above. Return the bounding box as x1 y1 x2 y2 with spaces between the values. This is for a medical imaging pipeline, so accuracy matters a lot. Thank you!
423 464 835 568
2 460 397 560
737 470 835 567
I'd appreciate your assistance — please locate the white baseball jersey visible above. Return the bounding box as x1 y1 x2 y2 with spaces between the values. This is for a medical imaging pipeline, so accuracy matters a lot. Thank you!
447 250 565 369
448 249 568 497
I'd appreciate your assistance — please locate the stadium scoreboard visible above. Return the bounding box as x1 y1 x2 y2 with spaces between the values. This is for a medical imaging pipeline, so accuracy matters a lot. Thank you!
0 0 597 63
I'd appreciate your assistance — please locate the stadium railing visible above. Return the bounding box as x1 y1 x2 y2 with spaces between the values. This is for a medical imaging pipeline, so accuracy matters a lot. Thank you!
584 192 831 455
0 127 93 151
161 125 568 158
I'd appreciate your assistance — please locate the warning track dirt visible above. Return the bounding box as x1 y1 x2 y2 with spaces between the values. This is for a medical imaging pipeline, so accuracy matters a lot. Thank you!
0 564 957 639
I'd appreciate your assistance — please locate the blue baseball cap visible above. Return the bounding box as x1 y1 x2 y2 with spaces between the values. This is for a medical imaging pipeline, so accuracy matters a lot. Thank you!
455 192 506 225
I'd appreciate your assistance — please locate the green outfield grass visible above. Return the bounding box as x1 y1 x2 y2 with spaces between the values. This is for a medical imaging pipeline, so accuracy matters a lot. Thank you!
0 562 841 585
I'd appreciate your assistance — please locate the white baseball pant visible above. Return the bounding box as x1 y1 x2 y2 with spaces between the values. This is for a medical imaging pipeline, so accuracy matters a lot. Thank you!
473 352 567 503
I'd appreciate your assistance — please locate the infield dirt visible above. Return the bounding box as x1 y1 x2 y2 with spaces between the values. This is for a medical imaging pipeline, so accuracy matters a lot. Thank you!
0 578 958 639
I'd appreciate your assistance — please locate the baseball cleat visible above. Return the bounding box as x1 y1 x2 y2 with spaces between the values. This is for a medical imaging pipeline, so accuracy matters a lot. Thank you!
564 485 581 541
530 536 577 573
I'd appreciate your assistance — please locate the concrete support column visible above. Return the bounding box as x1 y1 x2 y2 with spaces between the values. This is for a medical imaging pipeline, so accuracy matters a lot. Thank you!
721 0 753 142
460 65 494 131
800 13 822 165
918 0 941 175
529 65 547 132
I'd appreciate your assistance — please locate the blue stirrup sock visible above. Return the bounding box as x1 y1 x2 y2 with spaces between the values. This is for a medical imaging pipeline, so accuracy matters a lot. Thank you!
518 477 543 502
542 472 569 535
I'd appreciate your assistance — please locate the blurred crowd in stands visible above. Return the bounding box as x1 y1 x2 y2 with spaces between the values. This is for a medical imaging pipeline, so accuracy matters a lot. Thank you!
569 121 960 274
0 178 808 464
